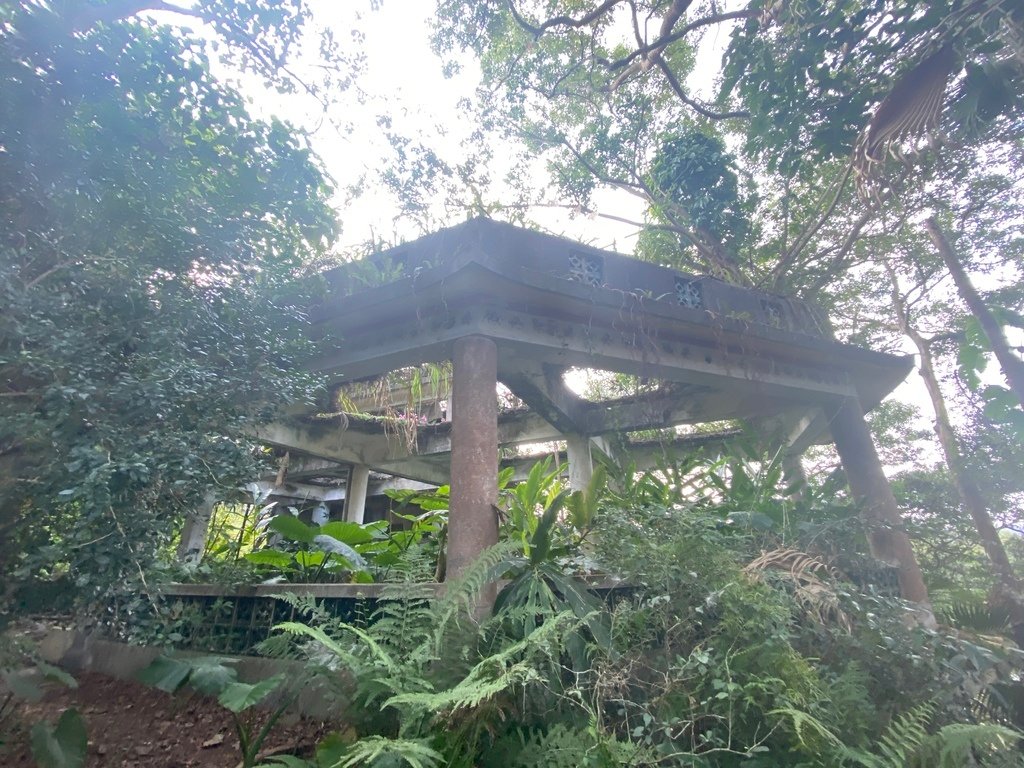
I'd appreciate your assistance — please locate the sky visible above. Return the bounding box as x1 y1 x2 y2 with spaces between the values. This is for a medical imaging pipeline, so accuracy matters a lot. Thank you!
218 0 653 254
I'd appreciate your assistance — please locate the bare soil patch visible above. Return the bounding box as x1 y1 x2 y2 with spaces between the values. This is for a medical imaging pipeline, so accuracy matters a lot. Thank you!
3 671 332 767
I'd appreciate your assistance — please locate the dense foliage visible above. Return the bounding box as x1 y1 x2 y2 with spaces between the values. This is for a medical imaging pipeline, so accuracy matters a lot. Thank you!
3 1 1024 766
0 2 338 612
204 457 1024 767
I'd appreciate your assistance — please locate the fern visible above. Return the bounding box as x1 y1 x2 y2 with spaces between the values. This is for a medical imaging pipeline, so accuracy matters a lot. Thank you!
769 706 843 751
385 611 576 717
840 702 934 768
914 722 1024 767
840 702 1024 768
337 736 443 768
270 544 584 768
941 602 1013 635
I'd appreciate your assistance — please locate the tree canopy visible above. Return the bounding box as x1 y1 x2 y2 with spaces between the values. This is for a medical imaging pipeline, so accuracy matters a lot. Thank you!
0 1 339 605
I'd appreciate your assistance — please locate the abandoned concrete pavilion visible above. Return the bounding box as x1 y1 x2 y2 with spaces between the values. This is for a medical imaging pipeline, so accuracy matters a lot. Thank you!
179 217 927 604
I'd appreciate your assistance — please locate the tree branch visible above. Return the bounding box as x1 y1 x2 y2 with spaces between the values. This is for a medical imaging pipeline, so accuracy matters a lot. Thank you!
607 10 759 71
652 56 749 120
72 0 201 31
507 0 624 37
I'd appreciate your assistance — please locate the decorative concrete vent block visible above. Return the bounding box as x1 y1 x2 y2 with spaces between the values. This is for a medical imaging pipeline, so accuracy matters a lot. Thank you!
674 277 704 309
568 251 604 287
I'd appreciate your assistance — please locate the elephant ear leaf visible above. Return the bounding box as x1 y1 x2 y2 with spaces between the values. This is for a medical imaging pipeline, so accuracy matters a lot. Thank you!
31 708 87 768
217 674 286 713
268 514 315 544
530 491 568 565
313 534 367 568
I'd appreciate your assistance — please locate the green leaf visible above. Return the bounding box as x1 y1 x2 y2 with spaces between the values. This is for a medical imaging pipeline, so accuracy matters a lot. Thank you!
268 514 316 544
30 709 87 768
315 732 350 767
255 756 314 768
136 655 192 693
217 673 285 713
294 550 327 568
186 657 239 696
245 549 294 568
530 490 568 565
35 661 78 690
318 521 374 545
4 670 45 702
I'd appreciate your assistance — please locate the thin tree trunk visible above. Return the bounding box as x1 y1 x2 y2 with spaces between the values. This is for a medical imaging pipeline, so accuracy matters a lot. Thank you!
885 261 1023 621
925 217 1024 408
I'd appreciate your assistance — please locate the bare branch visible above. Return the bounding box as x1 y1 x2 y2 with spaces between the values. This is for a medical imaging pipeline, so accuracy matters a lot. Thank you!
653 56 750 120
507 0 624 37
607 10 759 71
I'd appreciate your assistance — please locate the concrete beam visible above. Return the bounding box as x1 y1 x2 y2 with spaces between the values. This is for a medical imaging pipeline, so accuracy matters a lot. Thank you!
256 480 346 503
257 420 400 466
498 359 583 434
370 456 451 486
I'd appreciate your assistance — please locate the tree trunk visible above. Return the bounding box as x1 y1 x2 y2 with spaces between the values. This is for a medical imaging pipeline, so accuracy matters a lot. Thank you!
925 217 1024 408
886 261 1023 630
830 397 931 608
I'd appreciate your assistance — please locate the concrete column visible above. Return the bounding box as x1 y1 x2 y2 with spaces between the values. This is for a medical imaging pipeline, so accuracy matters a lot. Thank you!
345 464 371 524
447 335 499 580
830 397 930 606
177 494 216 562
566 433 593 491
781 451 808 501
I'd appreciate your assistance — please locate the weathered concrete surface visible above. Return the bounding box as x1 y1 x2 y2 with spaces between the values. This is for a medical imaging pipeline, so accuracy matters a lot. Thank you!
447 336 499 580
566 433 593 491
345 464 370 523
36 629 348 720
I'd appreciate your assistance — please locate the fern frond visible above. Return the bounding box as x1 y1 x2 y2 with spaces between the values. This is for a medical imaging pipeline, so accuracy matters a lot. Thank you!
941 601 1013 635
769 707 843 750
875 702 934 768
338 736 443 768
428 542 518 653
385 611 577 718
914 722 1023 767
372 583 436 662
274 621 397 676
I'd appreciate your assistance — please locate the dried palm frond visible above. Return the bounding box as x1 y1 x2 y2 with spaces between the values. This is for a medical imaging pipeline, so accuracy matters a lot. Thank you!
854 44 957 200
744 548 852 631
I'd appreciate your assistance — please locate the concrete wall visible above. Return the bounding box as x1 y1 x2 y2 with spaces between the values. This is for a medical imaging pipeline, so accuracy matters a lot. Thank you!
37 629 349 721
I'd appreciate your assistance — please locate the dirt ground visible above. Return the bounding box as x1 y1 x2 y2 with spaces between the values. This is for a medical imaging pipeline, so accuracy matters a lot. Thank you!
3 671 333 767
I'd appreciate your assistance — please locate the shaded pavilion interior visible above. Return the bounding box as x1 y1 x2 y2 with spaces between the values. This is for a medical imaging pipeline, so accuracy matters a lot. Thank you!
185 217 921 596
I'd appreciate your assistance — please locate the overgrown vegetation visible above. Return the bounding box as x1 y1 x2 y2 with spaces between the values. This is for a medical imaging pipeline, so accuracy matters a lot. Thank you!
157 454 1024 767
3 0 1024 766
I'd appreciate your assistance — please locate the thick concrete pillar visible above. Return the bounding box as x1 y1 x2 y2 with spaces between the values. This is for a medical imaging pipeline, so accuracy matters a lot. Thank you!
447 335 499 580
566 433 593 491
177 494 216 562
830 397 930 606
345 464 370 524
